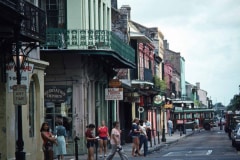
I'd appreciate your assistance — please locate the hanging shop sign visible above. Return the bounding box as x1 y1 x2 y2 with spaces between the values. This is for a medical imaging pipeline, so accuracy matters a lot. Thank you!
108 79 121 88
138 107 144 113
164 104 173 109
153 95 162 105
105 88 123 100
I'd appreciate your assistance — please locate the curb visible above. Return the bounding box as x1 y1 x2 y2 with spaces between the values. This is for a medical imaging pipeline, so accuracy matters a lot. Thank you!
147 131 195 154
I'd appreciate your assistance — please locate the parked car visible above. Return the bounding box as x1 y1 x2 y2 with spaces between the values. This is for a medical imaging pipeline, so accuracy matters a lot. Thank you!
231 123 240 150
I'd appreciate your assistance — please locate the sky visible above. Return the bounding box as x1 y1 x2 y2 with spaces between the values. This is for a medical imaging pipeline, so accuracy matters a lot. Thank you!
118 0 240 106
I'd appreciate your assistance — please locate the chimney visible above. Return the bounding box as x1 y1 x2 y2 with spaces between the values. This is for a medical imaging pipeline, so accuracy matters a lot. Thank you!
196 82 200 90
163 40 169 50
120 5 131 20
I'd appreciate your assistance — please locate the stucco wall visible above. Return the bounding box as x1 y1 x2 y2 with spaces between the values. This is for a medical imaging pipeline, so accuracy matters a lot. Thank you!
0 58 48 160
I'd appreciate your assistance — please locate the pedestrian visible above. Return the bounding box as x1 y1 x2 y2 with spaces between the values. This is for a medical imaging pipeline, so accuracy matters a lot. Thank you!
106 121 125 160
144 119 152 141
98 120 110 158
195 118 200 132
55 120 67 160
139 120 148 157
131 118 141 157
167 118 173 136
85 124 97 160
40 122 57 160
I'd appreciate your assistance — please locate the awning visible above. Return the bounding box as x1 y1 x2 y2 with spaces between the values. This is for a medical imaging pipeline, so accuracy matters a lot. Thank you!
131 80 154 86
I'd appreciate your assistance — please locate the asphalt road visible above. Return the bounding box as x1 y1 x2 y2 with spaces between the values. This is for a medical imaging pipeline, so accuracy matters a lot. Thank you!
125 128 240 160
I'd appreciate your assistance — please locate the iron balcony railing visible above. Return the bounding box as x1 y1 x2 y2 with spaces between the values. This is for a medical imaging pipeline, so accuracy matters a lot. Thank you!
21 1 46 42
0 0 46 42
0 0 18 10
44 28 135 64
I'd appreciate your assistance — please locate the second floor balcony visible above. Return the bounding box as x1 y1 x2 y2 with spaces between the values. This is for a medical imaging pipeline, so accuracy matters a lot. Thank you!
42 28 135 67
0 0 46 42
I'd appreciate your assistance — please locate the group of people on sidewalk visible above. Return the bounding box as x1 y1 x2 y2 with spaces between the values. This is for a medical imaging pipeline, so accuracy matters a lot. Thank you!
40 119 67 160
40 118 154 160
130 118 151 157
85 118 152 160
85 120 123 160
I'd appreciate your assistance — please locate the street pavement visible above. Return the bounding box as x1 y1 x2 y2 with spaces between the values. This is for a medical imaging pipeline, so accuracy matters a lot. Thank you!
61 129 195 160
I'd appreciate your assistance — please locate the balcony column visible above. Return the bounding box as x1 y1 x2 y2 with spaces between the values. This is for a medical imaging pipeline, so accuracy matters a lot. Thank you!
89 0 94 30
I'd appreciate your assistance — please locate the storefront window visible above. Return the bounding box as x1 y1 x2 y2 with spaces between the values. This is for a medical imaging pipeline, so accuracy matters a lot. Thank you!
44 85 73 140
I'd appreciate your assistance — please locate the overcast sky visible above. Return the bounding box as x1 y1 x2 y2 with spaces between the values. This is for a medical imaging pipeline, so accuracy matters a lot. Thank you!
118 0 240 106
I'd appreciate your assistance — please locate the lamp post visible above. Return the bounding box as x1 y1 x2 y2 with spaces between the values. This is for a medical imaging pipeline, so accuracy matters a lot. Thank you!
13 42 26 160
182 102 186 134
161 96 166 142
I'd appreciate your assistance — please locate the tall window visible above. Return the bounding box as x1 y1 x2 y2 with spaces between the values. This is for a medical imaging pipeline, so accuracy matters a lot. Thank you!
29 80 35 137
46 0 66 28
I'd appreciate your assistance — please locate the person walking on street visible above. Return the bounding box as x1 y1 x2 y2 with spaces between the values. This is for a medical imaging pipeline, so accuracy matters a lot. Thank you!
106 121 126 160
55 120 67 160
85 124 97 160
131 118 141 157
139 120 148 157
167 119 173 136
98 120 109 158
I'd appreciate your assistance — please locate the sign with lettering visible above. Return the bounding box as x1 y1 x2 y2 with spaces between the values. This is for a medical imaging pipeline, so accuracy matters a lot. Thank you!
109 79 121 88
6 62 34 92
44 86 67 102
105 88 123 100
13 85 27 105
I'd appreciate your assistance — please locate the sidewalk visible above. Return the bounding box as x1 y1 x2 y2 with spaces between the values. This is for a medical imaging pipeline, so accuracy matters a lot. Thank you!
63 129 195 160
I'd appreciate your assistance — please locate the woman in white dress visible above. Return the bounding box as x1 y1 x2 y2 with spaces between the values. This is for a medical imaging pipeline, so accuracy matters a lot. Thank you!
55 120 67 160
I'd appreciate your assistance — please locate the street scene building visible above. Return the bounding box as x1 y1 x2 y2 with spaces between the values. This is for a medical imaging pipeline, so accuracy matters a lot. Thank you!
0 0 48 159
0 0 219 159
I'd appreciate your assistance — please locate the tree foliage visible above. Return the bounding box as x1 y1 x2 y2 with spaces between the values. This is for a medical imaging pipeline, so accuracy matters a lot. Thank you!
153 76 167 92
227 95 240 111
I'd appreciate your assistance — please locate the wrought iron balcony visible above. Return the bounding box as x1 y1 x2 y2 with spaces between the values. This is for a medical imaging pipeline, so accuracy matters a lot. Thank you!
0 0 46 42
21 1 46 42
43 28 135 65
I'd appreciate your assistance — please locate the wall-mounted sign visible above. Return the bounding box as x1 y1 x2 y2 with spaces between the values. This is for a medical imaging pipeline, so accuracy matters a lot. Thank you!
44 86 67 102
6 62 34 92
105 88 123 100
13 85 27 105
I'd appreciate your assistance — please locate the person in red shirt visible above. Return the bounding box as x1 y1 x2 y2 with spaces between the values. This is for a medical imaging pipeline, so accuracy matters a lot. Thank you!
40 122 57 160
85 124 97 160
98 120 109 158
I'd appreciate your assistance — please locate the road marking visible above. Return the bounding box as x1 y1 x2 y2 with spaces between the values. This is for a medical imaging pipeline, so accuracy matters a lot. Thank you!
163 152 174 156
206 150 212 155
163 150 213 157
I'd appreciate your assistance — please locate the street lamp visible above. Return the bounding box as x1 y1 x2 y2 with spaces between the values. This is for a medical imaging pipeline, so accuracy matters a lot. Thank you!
161 96 166 142
12 42 27 160
182 102 186 134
